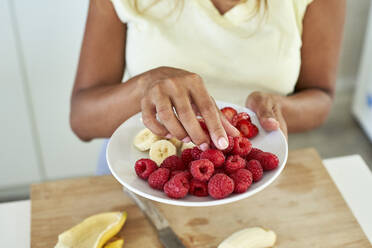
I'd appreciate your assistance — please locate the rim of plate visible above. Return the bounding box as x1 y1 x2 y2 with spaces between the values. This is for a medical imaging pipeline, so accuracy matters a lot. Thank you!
107 101 288 207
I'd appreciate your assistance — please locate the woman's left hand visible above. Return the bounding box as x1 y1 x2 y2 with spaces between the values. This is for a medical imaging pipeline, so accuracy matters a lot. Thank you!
245 92 288 138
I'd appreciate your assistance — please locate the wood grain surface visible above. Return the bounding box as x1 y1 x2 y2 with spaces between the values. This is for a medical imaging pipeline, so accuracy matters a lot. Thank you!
31 148 370 247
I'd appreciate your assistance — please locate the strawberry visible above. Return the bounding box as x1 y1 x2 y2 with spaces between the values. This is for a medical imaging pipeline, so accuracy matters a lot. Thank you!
232 112 251 126
236 120 259 139
221 107 237 123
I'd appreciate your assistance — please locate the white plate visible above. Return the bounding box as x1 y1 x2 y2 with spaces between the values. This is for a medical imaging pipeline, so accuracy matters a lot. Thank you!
107 101 288 207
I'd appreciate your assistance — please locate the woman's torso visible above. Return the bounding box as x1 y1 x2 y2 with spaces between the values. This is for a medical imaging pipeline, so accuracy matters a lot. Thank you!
111 0 312 105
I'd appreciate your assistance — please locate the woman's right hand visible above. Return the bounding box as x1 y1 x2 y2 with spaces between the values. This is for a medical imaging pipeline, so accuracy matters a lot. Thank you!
138 66 240 151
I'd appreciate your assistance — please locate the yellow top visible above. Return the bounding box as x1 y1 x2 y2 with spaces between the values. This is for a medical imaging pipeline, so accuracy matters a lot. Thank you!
111 0 313 105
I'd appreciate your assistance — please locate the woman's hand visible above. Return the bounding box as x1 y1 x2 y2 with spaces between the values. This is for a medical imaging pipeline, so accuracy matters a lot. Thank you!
139 66 240 150
245 92 288 138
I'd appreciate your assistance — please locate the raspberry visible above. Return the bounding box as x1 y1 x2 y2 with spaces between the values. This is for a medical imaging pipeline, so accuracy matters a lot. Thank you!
225 155 246 174
221 136 234 154
160 155 185 171
213 167 225 175
148 168 170 190
200 149 225 168
208 173 234 199
221 107 238 122
189 179 208 197
256 152 279 171
191 147 202 160
181 148 193 167
134 158 158 180
190 159 214 181
246 159 263 182
170 170 192 181
232 112 251 126
230 169 253 193
246 147 263 161
232 136 252 156
164 173 190 199
236 120 259 139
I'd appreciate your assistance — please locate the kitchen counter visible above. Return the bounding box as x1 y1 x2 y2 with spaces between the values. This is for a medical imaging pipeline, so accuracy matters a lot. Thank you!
1 149 372 247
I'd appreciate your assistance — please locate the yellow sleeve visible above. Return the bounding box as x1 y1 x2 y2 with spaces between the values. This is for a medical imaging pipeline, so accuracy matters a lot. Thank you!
110 0 142 23
292 0 314 34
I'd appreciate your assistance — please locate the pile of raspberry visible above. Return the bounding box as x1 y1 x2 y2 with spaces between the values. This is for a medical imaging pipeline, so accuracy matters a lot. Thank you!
134 108 279 200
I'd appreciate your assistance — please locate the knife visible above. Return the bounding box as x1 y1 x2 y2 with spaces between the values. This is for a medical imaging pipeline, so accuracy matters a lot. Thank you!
124 188 186 248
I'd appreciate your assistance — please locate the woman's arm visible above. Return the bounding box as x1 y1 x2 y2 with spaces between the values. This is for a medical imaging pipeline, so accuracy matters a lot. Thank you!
70 0 239 149
70 0 141 141
246 0 346 136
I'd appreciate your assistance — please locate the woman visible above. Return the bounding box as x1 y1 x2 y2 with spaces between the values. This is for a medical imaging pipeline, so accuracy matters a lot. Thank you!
70 0 345 174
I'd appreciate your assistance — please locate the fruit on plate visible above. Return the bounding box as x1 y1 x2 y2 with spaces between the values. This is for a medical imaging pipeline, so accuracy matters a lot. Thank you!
104 239 124 248
160 155 186 171
190 159 215 181
246 159 263 182
132 106 280 200
189 178 209 197
181 148 194 166
225 155 246 174
55 212 127 248
133 128 160 151
148 168 170 190
134 158 158 180
236 119 259 139
218 227 276 248
208 173 235 199
221 107 238 122
149 140 177 165
164 173 190 199
232 136 252 156
245 147 263 161
230 169 253 193
200 149 225 168
231 112 251 126
180 141 196 152
255 152 279 171
167 137 183 149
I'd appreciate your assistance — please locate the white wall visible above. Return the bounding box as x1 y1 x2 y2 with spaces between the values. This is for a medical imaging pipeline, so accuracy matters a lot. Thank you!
0 0 371 200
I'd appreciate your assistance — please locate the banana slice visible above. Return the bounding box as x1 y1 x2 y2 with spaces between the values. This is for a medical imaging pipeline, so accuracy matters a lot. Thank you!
133 128 160 152
181 141 196 152
168 137 183 150
218 227 276 248
149 140 177 165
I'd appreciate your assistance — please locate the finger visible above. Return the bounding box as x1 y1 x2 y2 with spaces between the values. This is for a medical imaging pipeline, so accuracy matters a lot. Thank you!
191 90 228 150
191 103 201 117
154 96 188 140
172 96 210 149
247 94 279 131
212 101 240 137
273 104 288 139
141 98 168 137
220 113 241 137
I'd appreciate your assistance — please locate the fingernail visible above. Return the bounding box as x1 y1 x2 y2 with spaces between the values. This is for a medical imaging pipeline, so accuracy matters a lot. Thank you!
199 143 209 151
165 133 172 139
218 137 228 149
182 136 191 143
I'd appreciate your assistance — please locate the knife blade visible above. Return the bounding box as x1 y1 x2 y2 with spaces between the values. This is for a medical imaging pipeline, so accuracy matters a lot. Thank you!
124 188 186 248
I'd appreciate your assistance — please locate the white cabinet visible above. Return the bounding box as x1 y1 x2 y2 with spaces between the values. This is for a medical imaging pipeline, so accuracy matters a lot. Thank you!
12 0 102 179
0 0 41 187
353 1 372 141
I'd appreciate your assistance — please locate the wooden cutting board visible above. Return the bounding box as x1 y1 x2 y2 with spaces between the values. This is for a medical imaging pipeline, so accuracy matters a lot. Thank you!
31 148 370 247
